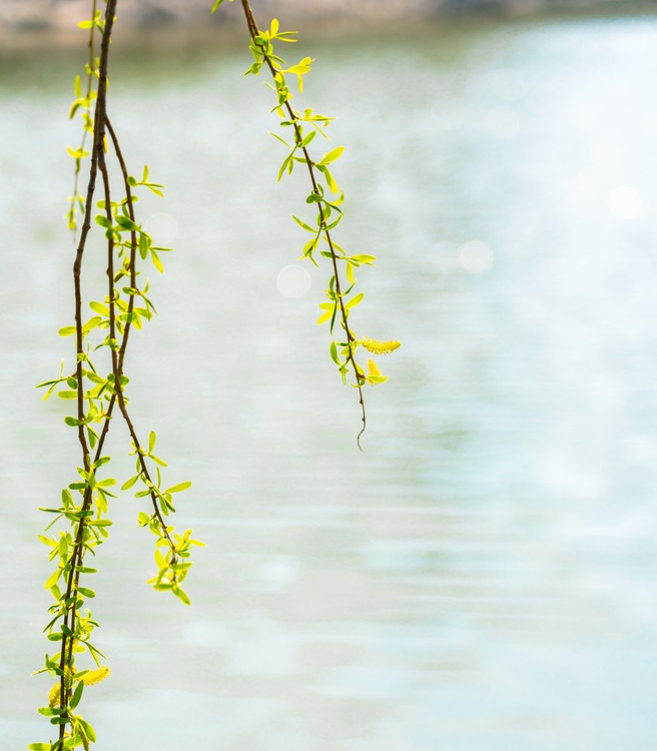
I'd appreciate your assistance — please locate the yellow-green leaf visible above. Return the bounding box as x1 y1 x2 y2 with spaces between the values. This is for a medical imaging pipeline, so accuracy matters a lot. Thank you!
319 146 344 166
44 569 61 590
346 292 364 309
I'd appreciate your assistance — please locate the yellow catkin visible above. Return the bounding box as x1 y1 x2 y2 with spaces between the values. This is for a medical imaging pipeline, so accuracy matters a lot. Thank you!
361 338 400 356
48 682 61 708
82 666 111 685
48 665 75 708
367 359 382 377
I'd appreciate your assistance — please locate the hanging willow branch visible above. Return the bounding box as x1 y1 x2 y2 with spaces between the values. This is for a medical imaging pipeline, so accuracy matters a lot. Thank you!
32 2 202 749
212 0 400 448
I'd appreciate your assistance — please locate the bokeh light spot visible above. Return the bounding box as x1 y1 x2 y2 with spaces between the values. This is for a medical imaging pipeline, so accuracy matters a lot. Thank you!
458 241 494 274
276 264 312 298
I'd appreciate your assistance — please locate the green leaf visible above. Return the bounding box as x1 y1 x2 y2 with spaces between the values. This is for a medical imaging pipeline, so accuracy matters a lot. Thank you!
164 481 192 495
85 641 106 664
82 316 102 334
329 341 340 365
28 744 51 750
210 0 225 13
139 232 150 260
319 146 344 165
77 587 96 598
175 587 191 605
64 417 82 427
350 254 377 265
44 569 61 590
277 154 293 182
317 307 334 325
37 708 61 717
58 326 76 337
57 390 78 400
292 215 315 233
346 292 364 310
148 431 157 453
301 130 316 147
115 215 138 231
89 301 110 316
77 718 96 743
151 250 164 274
324 167 339 194
71 679 84 709
121 475 139 490
95 215 111 229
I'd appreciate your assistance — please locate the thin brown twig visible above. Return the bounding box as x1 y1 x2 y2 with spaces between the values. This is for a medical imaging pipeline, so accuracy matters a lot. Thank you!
69 0 98 242
101 118 178 570
104 116 138 371
57 0 117 743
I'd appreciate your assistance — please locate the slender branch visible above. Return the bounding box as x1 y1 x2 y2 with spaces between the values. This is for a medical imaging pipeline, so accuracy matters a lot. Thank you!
104 116 138 372
102 117 179 570
239 0 367 447
58 1 117 743
69 0 98 240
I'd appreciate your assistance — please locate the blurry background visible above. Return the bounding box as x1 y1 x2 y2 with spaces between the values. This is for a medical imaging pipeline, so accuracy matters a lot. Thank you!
0 0 653 35
2 0 657 749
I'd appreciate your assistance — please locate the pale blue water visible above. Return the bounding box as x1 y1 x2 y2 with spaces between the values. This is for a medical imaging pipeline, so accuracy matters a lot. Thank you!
2 12 657 751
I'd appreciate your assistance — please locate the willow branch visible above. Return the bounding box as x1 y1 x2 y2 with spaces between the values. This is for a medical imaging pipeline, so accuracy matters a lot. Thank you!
104 115 139 371
69 0 98 240
102 117 178 569
58 1 117 742
239 0 367 447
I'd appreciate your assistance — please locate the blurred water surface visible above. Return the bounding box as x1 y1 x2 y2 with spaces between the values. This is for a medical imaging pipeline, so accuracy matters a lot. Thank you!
2 12 657 751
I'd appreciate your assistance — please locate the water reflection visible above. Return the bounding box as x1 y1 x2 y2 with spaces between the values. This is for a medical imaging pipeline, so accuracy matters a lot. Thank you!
2 12 657 751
